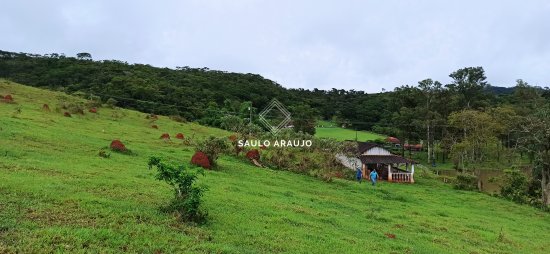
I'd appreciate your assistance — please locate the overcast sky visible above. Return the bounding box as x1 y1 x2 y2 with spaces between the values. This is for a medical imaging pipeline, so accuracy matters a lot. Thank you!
2 0 549 92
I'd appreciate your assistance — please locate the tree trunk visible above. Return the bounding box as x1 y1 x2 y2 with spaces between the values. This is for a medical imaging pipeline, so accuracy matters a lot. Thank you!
542 164 550 206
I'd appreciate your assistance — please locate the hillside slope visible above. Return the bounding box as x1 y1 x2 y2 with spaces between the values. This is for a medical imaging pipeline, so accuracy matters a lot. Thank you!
1 80 549 253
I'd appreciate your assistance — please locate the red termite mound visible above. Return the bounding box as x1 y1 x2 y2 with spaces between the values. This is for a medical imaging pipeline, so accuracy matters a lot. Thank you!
42 104 50 111
175 133 184 139
246 149 260 160
384 233 396 239
3 94 14 103
64 112 72 117
151 125 158 129
110 140 127 152
89 107 97 113
191 151 211 169
160 133 170 139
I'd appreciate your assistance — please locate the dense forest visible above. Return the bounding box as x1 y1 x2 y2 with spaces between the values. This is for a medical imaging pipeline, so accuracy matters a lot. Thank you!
3 50 547 133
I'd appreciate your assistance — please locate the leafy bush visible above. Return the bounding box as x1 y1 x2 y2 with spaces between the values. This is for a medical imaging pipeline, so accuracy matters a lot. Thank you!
85 95 102 108
56 98 86 114
500 169 534 205
170 115 187 123
194 136 229 168
105 98 118 108
454 173 478 191
110 108 128 120
98 150 110 158
148 157 207 223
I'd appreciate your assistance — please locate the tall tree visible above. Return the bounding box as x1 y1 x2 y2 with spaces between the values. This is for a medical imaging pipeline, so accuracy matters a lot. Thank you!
447 67 491 110
291 104 318 135
518 106 550 206
418 79 443 164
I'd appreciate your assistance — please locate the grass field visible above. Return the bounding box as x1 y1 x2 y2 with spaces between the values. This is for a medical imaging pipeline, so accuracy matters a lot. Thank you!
1 80 550 253
315 120 386 141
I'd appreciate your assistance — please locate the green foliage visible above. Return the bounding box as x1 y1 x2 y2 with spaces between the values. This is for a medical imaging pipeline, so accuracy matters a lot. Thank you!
454 173 478 191
105 98 118 109
500 169 531 204
148 156 207 223
55 96 86 114
98 150 110 158
194 136 229 167
290 103 317 135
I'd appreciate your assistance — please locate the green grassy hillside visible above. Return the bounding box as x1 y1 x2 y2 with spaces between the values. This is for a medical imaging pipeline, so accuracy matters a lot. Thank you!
1 80 549 253
315 120 386 141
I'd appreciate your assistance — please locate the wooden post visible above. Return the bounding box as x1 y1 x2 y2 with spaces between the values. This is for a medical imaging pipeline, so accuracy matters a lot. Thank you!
387 164 392 182
410 164 415 183
362 163 367 179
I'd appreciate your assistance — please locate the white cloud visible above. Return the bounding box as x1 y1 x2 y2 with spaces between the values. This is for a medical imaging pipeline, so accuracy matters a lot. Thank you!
1 0 549 92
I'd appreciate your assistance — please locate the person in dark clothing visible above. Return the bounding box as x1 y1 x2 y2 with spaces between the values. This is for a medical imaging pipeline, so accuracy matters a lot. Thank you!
356 167 362 183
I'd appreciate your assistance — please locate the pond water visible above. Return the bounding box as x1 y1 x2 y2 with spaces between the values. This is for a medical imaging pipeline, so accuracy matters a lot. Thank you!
433 168 531 194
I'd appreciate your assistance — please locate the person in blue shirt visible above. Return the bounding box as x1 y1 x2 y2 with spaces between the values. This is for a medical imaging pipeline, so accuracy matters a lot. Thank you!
355 167 362 183
370 169 378 186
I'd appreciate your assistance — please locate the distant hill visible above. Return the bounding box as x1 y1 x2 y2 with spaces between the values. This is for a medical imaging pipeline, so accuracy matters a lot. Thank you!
486 85 515 95
2 50 546 135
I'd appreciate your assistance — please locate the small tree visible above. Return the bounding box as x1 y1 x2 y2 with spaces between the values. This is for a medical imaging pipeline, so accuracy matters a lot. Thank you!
148 157 207 223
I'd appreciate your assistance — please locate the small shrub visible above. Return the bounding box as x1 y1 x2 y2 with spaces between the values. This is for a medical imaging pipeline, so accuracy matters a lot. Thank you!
148 157 207 224
191 151 211 169
152 125 159 129
160 133 170 140
99 150 111 158
454 173 478 191
246 149 260 160
500 169 531 204
56 99 85 114
110 140 128 153
146 114 158 120
170 115 186 123
105 98 118 108
64 112 72 117
110 109 127 120
89 107 98 113
176 133 185 139
228 135 237 142
85 95 102 108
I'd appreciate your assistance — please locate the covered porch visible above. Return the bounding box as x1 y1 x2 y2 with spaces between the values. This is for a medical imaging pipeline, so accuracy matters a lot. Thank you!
359 155 415 183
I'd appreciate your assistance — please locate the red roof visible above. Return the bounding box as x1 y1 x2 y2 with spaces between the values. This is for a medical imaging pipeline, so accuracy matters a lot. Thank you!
386 137 400 144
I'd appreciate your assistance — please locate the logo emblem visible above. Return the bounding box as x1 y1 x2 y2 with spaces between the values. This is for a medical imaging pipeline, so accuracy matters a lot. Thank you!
258 99 291 135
